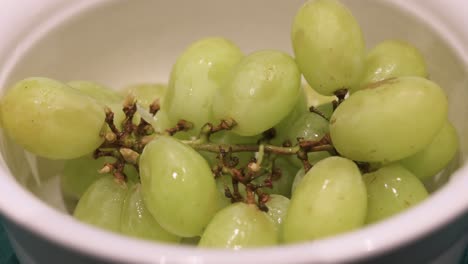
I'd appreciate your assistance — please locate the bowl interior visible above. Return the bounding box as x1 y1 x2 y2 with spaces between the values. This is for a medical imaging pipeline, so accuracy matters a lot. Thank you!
0 0 467 258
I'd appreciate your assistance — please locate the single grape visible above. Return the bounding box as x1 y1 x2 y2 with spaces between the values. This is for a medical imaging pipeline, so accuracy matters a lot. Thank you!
257 157 298 198
212 50 301 136
292 0 365 95
400 121 458 181
330 77 448 162
61 155 114 203
121 184 181 243
73 176 129 233
215 174 243 209
303 83 336 107
273 86 309 145
291 168 305 195
282 156 367 243
265 194 290 230
121 83 166 109
285 112 330 167
314 102 334 120
67 80 122 104
163 37 243 134
150 109 174 133
359 40 428 89
180 236 201 245
61 154 138 213
67 81 135 132
198 202 277 248
119 83 168 134
139 136 220 237
363 164 428 224
0 77 105 159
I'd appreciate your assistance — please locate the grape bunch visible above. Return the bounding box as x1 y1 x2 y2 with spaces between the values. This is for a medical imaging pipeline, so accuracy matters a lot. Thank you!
0 0 458 249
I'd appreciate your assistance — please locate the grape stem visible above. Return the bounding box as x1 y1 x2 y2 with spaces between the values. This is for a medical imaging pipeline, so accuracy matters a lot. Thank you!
182 137 334 156
94 97 338 211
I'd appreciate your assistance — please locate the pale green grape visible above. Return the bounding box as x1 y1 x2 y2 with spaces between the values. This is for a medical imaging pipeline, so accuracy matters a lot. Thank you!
282 156 367 243
212 50 301 136
198 202 277 248
151 109 174 133
0 77 105 159
273 87 309 145
68 80 122 104
303 83 336 107
180 236 201 245
61 155 139 205
285 112 330 167
315 102 334 120
330 77 448 162
360 40 428 88
163 37 243 135
68 81 136 132
265 194 290 230
61 155 114 203
121 184 181 243
401 121 458 181
258 157 298 198
121 83 166 109
139 136 220 237
363 164 428 224
73 176 129 233
291 168 305 195
292 0 365 95
215 174 240 209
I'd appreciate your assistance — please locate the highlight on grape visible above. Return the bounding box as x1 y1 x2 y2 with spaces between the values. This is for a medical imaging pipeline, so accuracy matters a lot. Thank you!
0 0 458 249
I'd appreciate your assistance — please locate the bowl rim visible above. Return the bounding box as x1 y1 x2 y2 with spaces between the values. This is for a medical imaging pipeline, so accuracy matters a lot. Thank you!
0 0 468 263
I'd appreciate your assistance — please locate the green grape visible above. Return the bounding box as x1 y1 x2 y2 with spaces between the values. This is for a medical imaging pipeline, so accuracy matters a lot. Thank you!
198 202 277 248
163 37 243 135
121 83 166 109
68 80 122 104
292 0 365 95
401 121 458 181
258 157 298 198
265 194 290 230
60 155 139 206
285 112 330 167
360 40 428 88
0 77 105 159
73 176 129 233
61 155 114 203
67 81 134 132
330 77 448 162
121 184 181 243
212 50 301 136
314 102 334 120
151 109 174 133
303 83 336 107
180 236 201 245
282 156 367 243
273 87 309 145
363 164 428 224
139 136 220 237
215 174 238 209
117 83 167 132
291 168 305 195
61 154 139 209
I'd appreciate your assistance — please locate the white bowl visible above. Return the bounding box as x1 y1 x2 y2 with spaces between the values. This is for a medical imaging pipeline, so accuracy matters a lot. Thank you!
0 0 468 263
